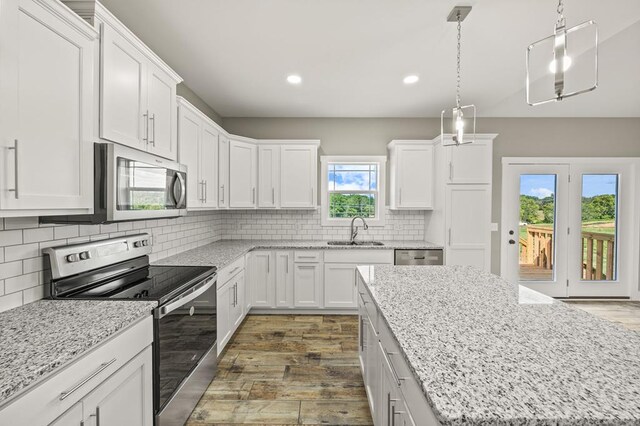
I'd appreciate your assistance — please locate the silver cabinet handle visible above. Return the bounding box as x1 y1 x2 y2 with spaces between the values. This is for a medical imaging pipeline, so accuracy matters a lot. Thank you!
267 257 270 274
286 255 289 274
60 359 116 400
149 113 156 146
89 407 101 426
272 187 275 204
199 181 204 202
399 188 402 205
8 139 18 199
220 184 225 203
310 188 314 205
386 351 409 386
229 266 241 276
252 187 256 204
448 228 452 246
203 180 207 203
143 111 149 144
449 161 453 180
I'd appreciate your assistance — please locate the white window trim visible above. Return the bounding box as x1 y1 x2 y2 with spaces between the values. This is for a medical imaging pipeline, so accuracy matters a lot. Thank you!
320 155 386 227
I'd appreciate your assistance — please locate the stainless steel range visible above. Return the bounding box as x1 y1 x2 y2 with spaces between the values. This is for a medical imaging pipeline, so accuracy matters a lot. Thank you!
43 234 217 426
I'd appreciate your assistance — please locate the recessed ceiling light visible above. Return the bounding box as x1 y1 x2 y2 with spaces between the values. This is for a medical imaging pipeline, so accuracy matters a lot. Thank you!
403 75 419 85
287 74 302 85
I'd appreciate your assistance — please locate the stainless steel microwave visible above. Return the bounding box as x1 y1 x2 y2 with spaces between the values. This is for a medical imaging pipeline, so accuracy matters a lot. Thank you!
43 143 187 224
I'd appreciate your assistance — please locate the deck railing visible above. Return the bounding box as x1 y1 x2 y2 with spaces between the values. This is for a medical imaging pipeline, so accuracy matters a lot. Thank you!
519 226 615 281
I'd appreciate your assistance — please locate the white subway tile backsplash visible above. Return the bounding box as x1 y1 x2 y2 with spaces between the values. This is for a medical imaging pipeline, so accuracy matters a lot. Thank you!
0 230 23 247
4 243 39 262
53 225 79 240
0 292 22 312
5 272 39 294
23 227 54 244
0 261 22 280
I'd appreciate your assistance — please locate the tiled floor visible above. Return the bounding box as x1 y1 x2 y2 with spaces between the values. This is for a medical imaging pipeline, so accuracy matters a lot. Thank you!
565 300 640 331
186 315 372 425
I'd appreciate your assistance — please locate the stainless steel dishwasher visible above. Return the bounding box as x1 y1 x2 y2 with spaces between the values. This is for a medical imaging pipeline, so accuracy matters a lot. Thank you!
394 249 444 265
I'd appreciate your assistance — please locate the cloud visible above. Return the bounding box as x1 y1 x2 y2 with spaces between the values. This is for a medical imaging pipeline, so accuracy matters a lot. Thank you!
529 187 554 198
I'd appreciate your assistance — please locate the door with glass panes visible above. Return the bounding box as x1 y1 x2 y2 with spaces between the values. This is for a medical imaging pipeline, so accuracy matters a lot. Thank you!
503 161 631 298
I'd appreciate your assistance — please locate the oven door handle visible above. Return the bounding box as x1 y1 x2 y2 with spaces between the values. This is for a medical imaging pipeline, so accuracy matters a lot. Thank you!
172 172 187 208
157 276 216 319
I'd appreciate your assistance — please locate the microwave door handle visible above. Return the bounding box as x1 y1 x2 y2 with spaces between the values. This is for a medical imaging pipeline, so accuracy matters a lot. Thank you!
173 173 187 208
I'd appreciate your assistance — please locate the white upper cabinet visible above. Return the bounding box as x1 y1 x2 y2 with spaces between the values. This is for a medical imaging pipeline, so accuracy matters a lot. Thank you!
218 135 230 208
177 97 219 210
65 1 182 160
258 145 280 208
280 144 318 208
388 141 434 210
229 139 257 208
443 136 494 184
0 0 97 216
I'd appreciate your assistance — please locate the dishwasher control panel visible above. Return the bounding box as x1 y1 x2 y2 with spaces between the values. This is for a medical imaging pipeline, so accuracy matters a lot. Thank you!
394 249 444 265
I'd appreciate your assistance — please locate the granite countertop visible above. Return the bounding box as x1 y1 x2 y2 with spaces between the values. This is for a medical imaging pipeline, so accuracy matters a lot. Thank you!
357 265 640 426
0 300 156 406
154 239 441 269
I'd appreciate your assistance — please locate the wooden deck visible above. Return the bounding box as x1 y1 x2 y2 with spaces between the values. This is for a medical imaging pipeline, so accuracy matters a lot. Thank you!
519 264 553 281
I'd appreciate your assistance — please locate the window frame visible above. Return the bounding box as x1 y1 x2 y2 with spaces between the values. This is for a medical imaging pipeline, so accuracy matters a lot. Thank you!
320 155 386 226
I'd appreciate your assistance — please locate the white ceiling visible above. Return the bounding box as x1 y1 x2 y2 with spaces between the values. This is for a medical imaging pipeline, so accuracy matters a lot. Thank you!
100 0 640 118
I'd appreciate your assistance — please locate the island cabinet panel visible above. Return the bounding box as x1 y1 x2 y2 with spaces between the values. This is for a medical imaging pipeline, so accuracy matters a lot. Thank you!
358 284 440 426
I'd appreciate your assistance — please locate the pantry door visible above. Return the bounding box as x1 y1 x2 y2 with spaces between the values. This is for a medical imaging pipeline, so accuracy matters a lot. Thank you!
502 164 570 297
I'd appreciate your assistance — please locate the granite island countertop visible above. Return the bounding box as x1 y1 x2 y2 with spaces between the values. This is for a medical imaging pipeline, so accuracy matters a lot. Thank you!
153 239 441 269
357 264 640 426
0 300 156 407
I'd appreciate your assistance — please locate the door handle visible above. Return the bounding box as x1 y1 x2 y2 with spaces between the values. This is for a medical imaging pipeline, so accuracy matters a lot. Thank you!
8 139 18 199
149 113 156 146
509 239 516 245
143 111 148 144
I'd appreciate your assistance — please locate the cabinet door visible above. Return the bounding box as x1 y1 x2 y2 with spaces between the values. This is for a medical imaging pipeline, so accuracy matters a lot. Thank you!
323 264 358 308
82 346 153 426
258 145 280 208
445 185 491 271
101 23 147 150
294 263 322 308
280 145 317 208
445 140 492 184
275 251 293 308
48 402 83 426
218 135 230 208
147 62 177 160
200 123 219 208
364 317 379 422
397 145 434 209
379 342 400 426
229 140 257 208
178 105 202 209
358 297 367 372
0 0 95 211
217 282 232 355
251 251 275 308
232 271 245 329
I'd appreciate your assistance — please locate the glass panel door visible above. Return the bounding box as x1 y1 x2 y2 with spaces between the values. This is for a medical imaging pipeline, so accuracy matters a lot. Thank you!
503 164 569 298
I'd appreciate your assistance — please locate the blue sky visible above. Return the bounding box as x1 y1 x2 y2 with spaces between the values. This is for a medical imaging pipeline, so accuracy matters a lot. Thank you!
520 174 617 198
329 165 377 191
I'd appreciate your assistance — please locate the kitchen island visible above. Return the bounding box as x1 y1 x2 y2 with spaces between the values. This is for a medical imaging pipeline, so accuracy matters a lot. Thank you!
357 265 640 426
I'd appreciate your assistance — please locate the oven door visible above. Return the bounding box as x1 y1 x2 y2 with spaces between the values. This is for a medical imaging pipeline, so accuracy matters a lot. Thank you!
104 143 187 222
154 275 217 425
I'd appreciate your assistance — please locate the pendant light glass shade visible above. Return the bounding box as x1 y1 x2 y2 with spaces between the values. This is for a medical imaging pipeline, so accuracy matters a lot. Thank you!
441 6 476 147
441 105 475 146
526 1 598 106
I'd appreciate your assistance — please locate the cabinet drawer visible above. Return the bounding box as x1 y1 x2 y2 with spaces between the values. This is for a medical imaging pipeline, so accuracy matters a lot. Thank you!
217 256 245 288
357 282 378 333
0 316 153 425
324 249 393 264
294 251 322 263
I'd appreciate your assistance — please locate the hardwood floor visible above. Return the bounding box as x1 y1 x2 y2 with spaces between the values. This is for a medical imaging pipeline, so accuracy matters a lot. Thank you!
565 301 640 331
186 315 372 425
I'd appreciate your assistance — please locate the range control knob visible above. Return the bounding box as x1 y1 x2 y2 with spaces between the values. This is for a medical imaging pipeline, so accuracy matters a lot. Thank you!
133 241 142 248
79 251 91 260
142 239 149 247
66 254 79 263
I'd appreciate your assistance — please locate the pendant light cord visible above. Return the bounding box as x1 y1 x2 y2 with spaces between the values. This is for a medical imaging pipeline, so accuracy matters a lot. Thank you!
456 13 462 109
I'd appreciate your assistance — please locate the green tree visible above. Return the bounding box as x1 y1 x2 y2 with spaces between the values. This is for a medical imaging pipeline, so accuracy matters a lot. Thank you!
520 195 540 224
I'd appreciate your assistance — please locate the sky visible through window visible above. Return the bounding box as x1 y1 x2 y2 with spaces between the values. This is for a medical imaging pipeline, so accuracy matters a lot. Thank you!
520 174 617 198
328 164 377 191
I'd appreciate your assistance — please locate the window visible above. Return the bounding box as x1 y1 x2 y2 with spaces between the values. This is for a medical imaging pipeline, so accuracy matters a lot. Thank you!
321 156 386 226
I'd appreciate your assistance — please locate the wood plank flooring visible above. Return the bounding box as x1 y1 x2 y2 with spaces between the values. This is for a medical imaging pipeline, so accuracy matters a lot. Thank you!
564 300 640 331
186 315 372 425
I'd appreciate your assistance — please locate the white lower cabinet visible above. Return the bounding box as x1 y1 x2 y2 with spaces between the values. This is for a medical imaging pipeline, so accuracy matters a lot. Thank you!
250 251 275 308
0 317 153 426
294 262 323 308
324 264 358 308
358 276 440 426
217 259 247 355
275 251 294 308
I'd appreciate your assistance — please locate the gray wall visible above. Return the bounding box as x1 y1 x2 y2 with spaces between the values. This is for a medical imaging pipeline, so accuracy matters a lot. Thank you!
177 83 224 125
223 117 640 274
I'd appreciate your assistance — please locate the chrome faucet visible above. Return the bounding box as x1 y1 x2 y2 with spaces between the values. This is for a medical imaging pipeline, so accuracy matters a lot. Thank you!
350 216 369 244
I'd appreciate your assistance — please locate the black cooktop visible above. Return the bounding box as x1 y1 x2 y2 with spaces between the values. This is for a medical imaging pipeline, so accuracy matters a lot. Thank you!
61 264 216 305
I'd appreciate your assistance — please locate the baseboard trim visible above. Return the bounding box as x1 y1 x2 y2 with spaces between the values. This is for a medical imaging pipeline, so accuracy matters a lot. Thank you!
249 308 357 315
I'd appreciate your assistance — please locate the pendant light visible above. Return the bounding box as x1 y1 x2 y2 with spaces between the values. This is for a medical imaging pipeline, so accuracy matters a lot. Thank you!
441 6 475 147
526 0 598 106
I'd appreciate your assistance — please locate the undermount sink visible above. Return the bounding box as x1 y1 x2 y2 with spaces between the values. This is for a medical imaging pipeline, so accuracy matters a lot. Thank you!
327 241 385 246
